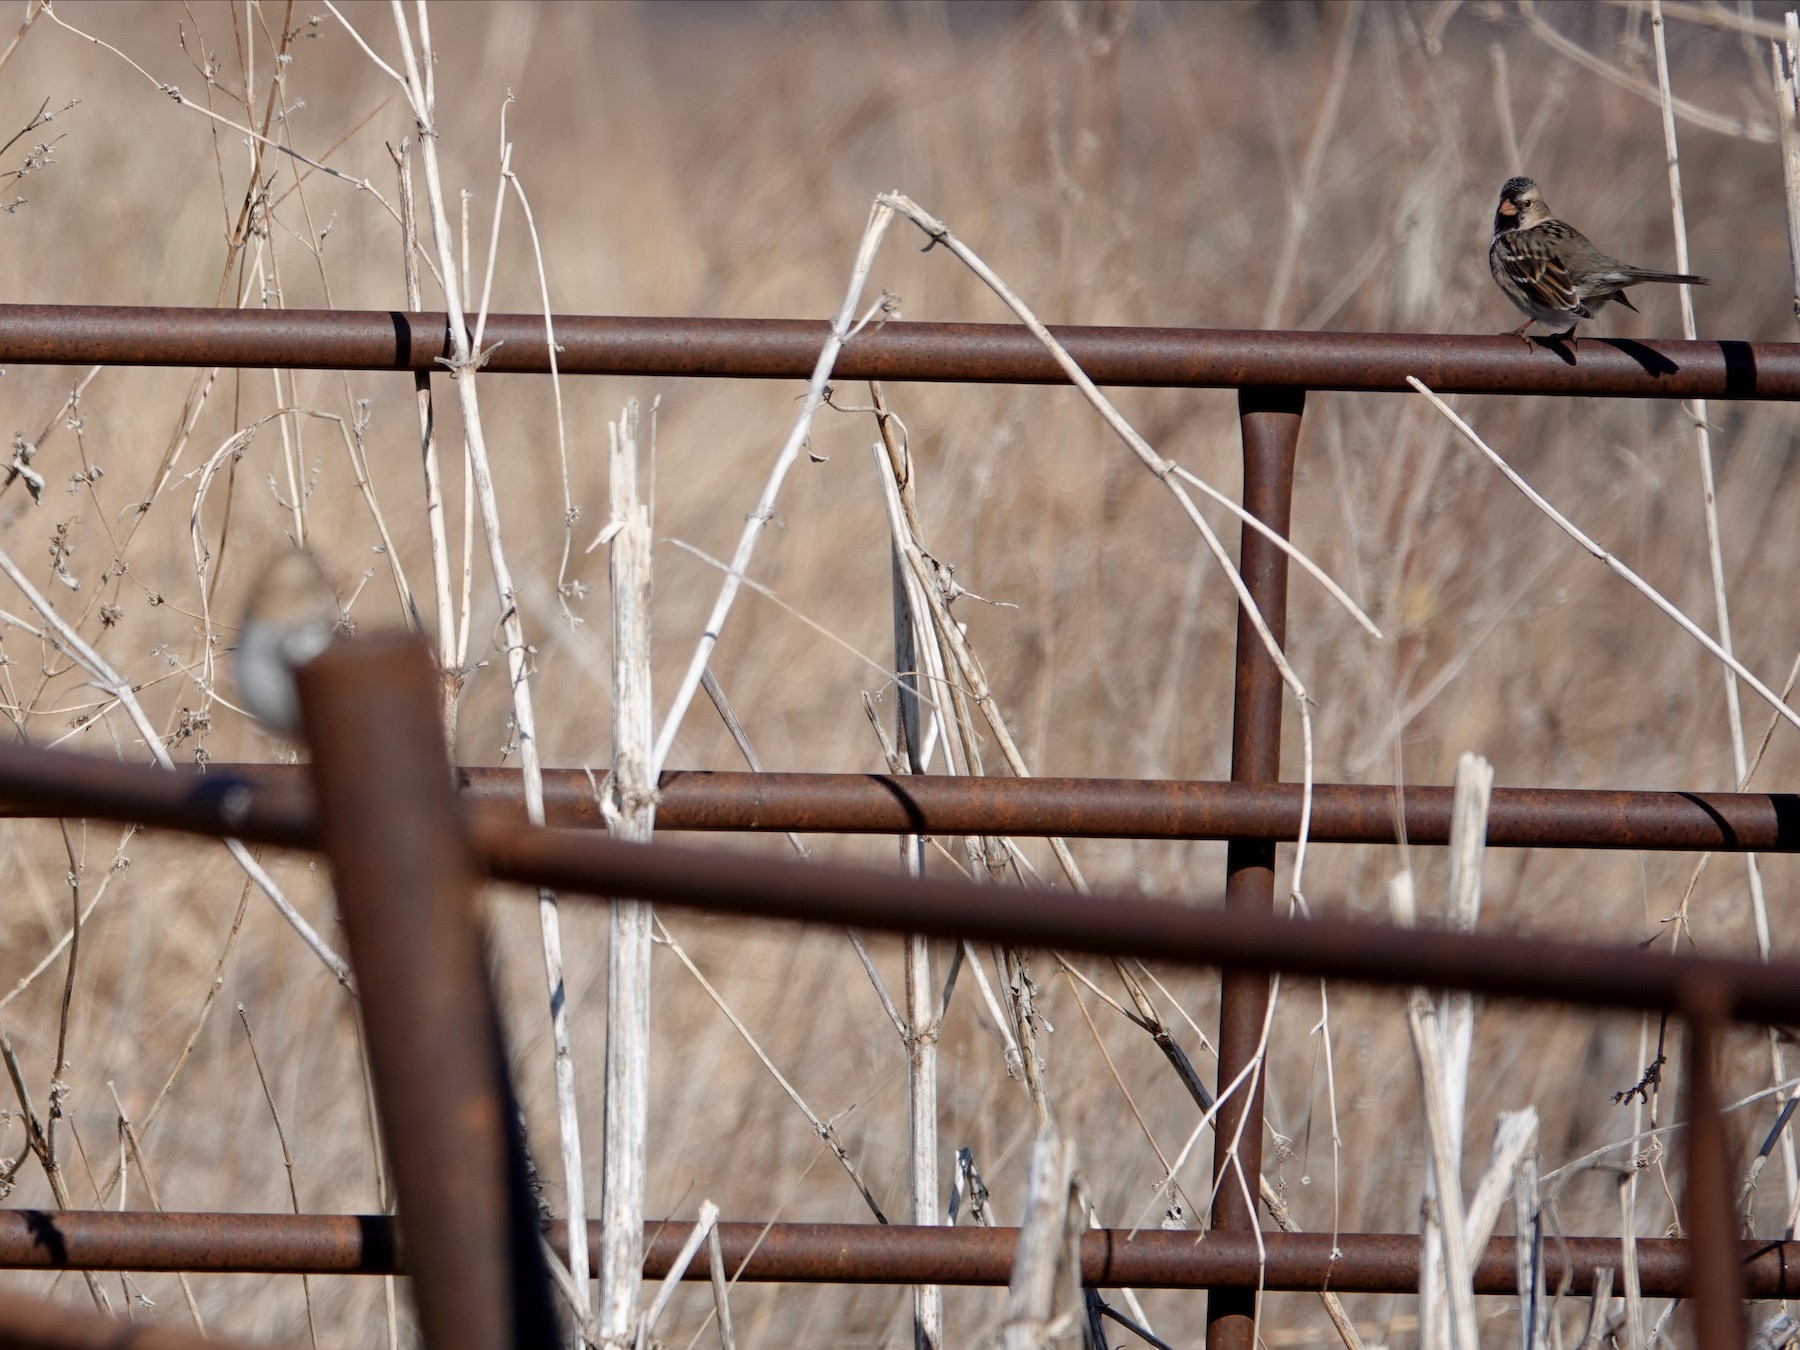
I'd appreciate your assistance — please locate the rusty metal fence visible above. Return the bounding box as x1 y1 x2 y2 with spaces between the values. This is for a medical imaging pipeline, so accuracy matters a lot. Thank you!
0 304 1798 1350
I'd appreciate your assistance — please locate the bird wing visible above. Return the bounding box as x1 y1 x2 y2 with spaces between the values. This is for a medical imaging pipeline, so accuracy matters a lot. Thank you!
1491 221 1593 318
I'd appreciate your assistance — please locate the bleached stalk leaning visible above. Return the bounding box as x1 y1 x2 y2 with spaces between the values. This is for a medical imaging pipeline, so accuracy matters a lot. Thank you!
1001 1125 1081 1350
889 515 943 1347
874 191 1329 910
640 1200 716 1343
1652 0 1746 781
650 201 895 775
1408 1005 1476 1350
1513 1137 1548 1350
904 935 942 1350
1409 379 1800 735
1408 753 1492 1350
327 0 593 1321
389 138 461 740
868 439 1057 1119
868 409 950 1349
868 410 1056 1349
1773 14 1800 326
707 1220 737 1350
872 198 1348 1266
603 403 656 1347
1440 755 1492 1162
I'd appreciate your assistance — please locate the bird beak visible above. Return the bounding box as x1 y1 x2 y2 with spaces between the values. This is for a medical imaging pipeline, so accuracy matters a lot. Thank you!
1497 199 1517 216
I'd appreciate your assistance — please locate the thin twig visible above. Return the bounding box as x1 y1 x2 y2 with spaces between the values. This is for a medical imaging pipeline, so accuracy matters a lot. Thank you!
876 191 1324 912
652 201 895 774
0 1025 111 1312
1408 379 1800 736
238 1004 319 1350
0 537 350 982
105 1083 205 1333
651 916 890 1223
1518 0 1773 141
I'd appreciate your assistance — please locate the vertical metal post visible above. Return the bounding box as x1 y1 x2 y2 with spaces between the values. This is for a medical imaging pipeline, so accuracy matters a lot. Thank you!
1681 979 1745 1350
1207 387 1303 1350
296 635 557 1350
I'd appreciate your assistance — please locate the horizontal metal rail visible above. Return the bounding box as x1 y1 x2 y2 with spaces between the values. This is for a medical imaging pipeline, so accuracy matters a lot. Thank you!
3 748 1796 853
438 768 1800 852
0 305 1794 398
0 735 1795 1022
0 1286 272 1350
0 1212 1793 1298
474 822 1800 1021
0 297 1783 1344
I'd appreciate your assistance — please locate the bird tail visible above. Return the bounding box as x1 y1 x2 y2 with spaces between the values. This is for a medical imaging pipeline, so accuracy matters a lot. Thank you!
1624 268 1708 286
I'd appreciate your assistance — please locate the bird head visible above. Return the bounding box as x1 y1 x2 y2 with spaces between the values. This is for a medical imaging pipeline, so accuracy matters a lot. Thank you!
235 548 340 735
1493 176 1549 234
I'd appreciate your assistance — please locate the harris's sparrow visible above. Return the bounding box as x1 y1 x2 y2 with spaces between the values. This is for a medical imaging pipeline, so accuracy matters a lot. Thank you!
1488 176 1706 340
235 549 338 734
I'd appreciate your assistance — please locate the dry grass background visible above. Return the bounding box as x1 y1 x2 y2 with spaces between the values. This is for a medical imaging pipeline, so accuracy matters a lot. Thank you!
0 0 1796 1346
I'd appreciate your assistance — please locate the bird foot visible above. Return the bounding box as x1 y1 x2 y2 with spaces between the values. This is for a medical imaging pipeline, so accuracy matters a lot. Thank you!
1502 322 1581 350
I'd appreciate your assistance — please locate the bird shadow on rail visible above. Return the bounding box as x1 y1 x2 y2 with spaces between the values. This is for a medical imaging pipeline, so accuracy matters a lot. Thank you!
1526 335 1679 374
1525 335 1760 395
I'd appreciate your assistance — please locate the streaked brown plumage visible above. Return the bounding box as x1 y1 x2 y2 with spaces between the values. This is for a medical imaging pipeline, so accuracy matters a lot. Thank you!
1488 176 1707 340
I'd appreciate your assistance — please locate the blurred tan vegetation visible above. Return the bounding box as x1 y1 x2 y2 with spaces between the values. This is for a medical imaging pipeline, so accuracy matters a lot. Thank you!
0 1 1797 1345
